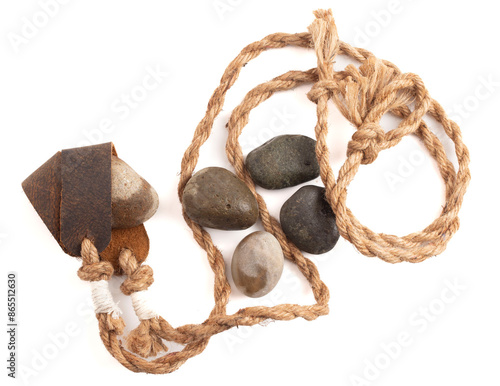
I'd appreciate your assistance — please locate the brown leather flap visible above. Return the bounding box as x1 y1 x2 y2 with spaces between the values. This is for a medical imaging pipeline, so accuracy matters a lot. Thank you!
60 143 113 256
23 142 150 262
22 151 62 244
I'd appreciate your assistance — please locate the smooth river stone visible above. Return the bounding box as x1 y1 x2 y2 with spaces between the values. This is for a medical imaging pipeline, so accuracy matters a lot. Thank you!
245 135 320 189
280 185 339 254
111 156 159 229
231 231 284 298
182 167 259 230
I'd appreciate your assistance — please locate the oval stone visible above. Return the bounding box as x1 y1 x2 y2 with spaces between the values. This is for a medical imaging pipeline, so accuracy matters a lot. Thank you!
231 231 284 298
245 135 320 189
182 167 259 230
111 156 159 229
280 185 339 254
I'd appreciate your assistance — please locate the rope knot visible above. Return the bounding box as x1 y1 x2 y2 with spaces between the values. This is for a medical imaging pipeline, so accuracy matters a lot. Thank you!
78 238 114 281
121 265 154 295
119 249 154 295
77 261 114 281
307 79 337 104
347 122 385 164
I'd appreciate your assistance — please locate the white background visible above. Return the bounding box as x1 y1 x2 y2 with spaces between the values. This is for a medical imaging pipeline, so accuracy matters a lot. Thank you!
1 1 498 385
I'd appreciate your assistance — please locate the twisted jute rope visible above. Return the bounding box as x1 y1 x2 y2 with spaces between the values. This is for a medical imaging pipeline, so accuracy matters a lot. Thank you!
77 9 470 374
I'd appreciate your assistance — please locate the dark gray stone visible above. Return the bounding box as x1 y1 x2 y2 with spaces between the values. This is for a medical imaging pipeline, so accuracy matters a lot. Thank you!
231 231 284 298
245 135 320 189
280 185 339 254
182 167 259 230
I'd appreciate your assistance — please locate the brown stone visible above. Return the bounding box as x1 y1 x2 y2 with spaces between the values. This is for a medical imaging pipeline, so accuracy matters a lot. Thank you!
231 231 284 298
182 167 258 230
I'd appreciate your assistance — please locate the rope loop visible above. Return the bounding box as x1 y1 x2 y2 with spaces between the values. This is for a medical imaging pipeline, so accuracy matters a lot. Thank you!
73 9 469 373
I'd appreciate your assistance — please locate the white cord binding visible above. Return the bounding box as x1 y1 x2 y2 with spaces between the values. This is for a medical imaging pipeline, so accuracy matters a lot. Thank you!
131 290 158 320
90 280 122 318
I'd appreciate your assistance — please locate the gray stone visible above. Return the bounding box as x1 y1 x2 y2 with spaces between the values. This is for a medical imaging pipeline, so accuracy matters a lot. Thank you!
280 185 339 254
245 135 320 189
111 156 159 229
231 231 284 298
182 167 259 230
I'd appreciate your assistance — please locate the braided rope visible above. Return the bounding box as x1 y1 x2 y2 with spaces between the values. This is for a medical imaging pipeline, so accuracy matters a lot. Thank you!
77 9 469 374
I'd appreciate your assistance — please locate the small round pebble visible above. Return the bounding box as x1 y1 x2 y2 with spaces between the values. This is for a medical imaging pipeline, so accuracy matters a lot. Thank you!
280 185 339 254
111 156 159 229
245 135 320 189
182 167 259 230
231 231 284 298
